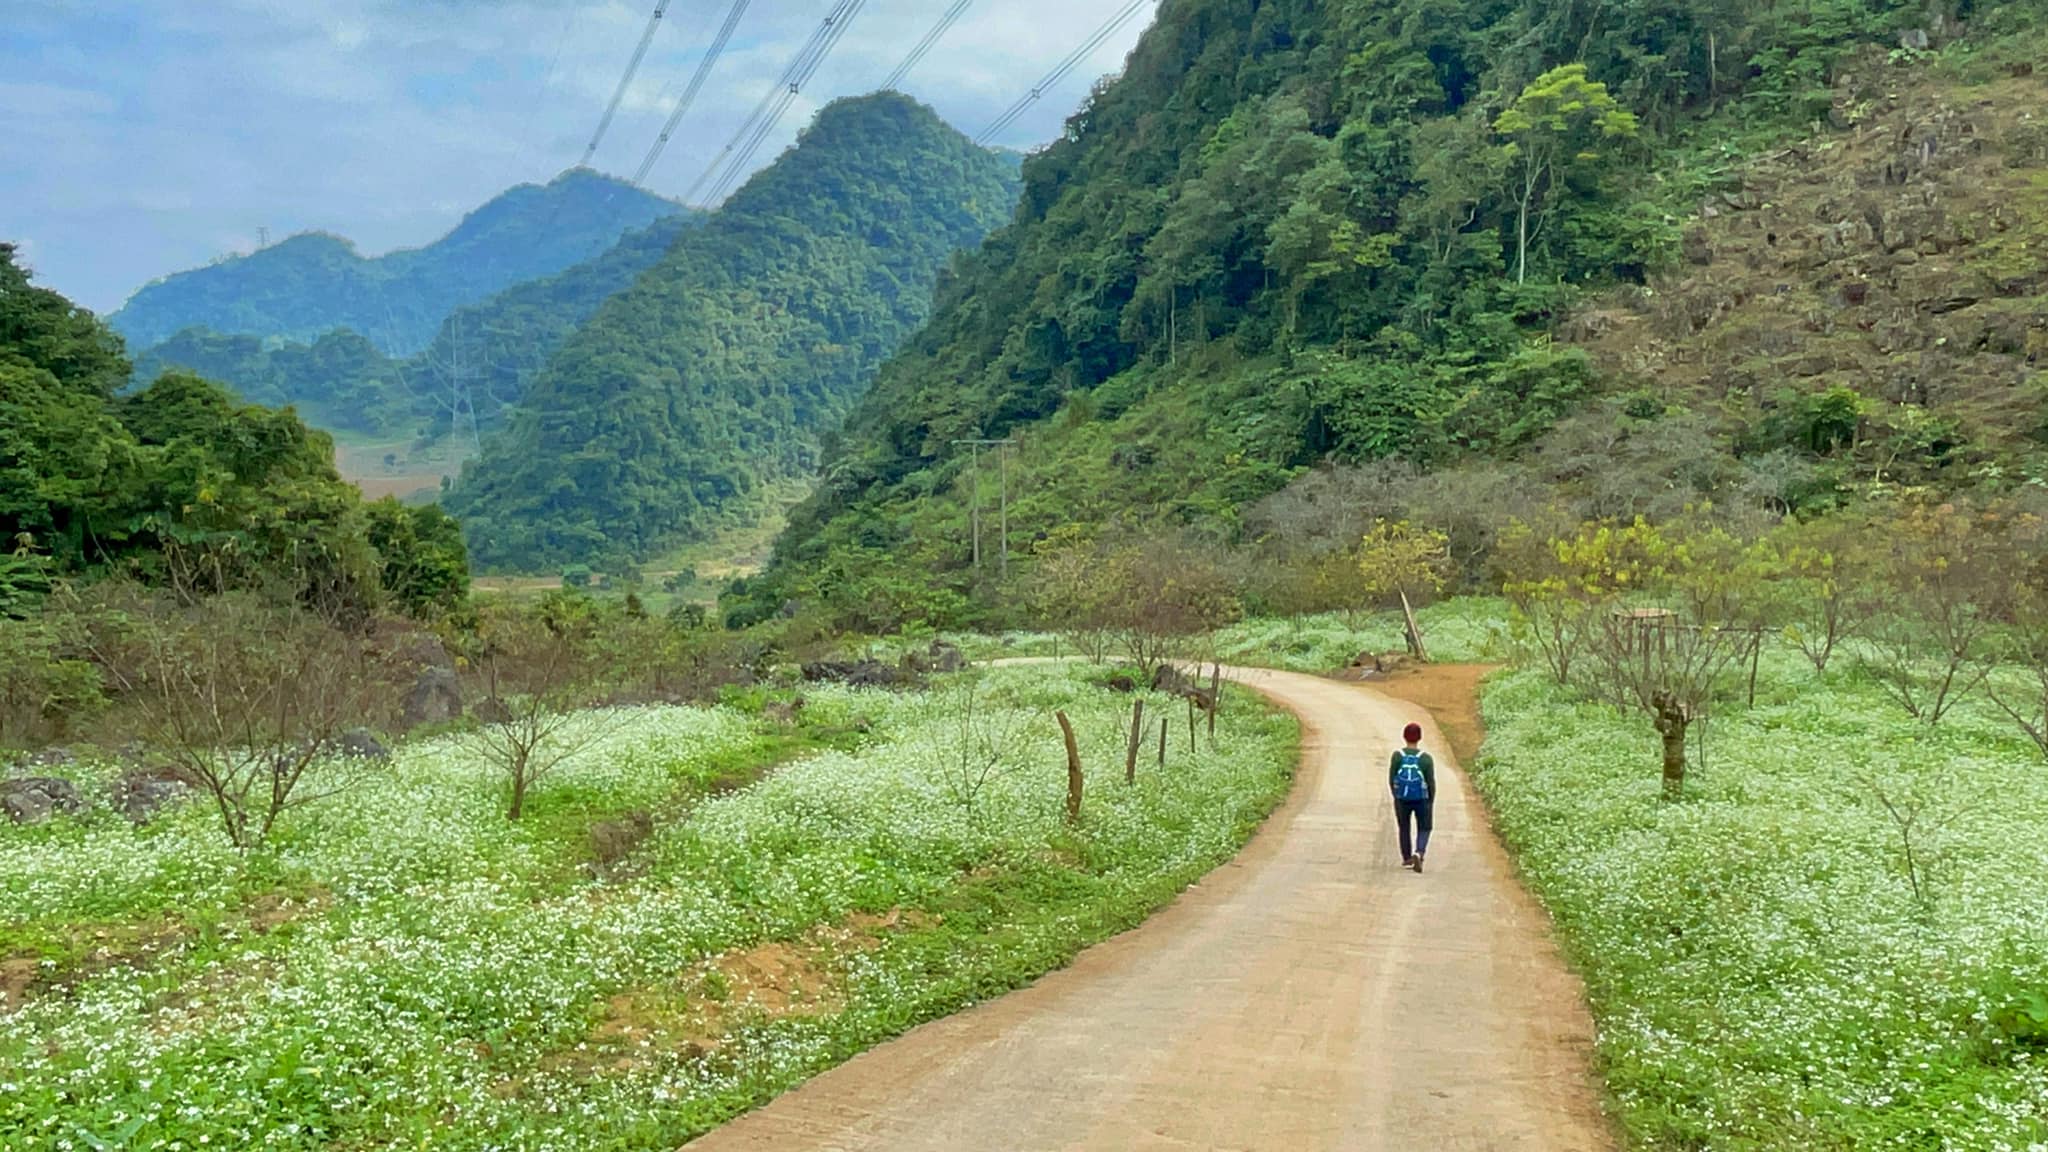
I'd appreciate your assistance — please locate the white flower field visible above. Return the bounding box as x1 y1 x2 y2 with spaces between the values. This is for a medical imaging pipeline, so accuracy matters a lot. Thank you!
0 667 1295 1149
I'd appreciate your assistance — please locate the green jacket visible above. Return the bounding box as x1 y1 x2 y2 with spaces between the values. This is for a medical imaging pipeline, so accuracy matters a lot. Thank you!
1389 748 1436 802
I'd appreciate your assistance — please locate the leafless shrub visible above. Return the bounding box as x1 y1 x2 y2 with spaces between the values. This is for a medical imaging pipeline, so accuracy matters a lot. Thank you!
80 583 399 850
461 598 629 822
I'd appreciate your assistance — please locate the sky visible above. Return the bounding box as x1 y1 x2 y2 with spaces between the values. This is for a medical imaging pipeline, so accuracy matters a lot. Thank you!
0 0 1158 315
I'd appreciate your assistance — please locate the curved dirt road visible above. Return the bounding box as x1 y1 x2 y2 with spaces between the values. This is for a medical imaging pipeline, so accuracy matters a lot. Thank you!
691 667 1611 1151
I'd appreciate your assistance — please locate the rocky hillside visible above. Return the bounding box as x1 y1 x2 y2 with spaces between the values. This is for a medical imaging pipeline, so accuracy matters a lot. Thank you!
1569 57 2048 485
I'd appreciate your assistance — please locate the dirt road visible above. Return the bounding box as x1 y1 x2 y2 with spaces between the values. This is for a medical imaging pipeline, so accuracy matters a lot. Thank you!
690 667 1612 1151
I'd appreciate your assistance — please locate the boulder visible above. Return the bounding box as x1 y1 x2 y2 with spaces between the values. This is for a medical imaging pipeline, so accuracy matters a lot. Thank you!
338 727 391 761
1 777 84 825
401 667 463 729
1151 664 1194 695
925 640 966 674
1682 226 1714 266
23 747 75 770
3 789 50 826
110 769 192 826
802 660 911 689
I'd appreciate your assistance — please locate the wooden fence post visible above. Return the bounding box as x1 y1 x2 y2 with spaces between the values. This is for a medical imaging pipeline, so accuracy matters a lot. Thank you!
1157 715 1168 767
1208 664 1222 743
1124 699 1145 784
1056 710 1083 824
1187 694 1196 752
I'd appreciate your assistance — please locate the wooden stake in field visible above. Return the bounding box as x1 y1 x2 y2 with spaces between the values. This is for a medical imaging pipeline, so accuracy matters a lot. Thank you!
1187 694 1196 752
1157 715 1168 767
1124 699 1146 784
1056 710 1083 824
1208 664 1222 744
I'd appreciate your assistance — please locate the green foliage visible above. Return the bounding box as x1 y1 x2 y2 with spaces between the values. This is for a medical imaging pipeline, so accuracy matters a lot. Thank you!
129 211 697 438
110 170 687 356
756 0 1951 628
0 243 467 614
447 93 1023 572
1480 643 2048 1149
364 500 470 620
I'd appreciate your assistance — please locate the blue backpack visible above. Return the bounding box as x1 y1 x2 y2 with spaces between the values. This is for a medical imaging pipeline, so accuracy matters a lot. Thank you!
1394 750 1429 802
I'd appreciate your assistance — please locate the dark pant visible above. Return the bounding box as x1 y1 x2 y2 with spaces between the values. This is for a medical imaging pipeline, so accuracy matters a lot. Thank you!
1395 798 1434 860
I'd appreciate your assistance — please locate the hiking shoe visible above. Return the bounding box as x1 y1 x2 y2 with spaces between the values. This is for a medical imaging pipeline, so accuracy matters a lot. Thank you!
1401 855 1414 868
1411 854 1425 873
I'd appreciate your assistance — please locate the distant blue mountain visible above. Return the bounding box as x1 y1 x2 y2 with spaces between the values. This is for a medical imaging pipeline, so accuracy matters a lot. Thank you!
110 169 687 356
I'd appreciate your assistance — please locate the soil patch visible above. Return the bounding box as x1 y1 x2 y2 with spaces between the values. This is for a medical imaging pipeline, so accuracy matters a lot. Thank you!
526 908 934 1083
1342 663 1499 764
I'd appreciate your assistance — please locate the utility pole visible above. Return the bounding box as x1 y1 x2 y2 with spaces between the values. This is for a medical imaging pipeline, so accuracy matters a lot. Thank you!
952 438 1017 576
256 226 270 249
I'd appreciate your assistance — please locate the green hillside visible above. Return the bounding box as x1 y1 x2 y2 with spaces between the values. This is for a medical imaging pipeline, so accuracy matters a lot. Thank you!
741 0 2048 629
110 170 686 356
445 92 1024 572
131 212 696 437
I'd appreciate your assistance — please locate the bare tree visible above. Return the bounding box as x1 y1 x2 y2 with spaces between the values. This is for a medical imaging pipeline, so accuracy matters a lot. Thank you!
1584 608 1749 800
1772 515 1880 673
1987 577 2048 759
1851 760 1970 915
1105 536 1240 678
462 599 626 822
1026 527 1122 663
934 682 1026 821
83 585 398 850
1861 502 2013 725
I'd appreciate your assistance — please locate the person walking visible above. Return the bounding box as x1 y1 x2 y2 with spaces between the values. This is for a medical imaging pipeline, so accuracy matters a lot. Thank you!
1390 722 1436 873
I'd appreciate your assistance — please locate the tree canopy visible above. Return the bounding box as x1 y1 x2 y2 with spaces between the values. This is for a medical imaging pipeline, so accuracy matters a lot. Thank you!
0 243 467 619
446 92 1024 572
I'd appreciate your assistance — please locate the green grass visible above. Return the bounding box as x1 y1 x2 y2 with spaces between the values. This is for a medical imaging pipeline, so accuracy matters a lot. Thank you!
0 666 1295 1149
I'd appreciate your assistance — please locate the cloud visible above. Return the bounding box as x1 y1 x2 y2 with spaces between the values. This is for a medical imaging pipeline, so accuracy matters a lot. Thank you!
1 0 1157 316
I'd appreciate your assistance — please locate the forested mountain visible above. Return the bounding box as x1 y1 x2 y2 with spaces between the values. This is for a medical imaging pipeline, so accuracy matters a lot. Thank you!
131 212 697 437
0 244 465 619
737 0 2048 629
110 170 686 356
446 93 1023 571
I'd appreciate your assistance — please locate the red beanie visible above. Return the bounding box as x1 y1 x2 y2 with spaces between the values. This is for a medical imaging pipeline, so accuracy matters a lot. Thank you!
1403 723 1423 744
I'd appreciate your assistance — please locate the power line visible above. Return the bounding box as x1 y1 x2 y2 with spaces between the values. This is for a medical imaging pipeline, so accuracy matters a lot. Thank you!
713 0 866 200
705 0 867 204
581 0 674 169
976 0 1148 146
883 0 973 91
685 0 870 207
633 0 753 186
